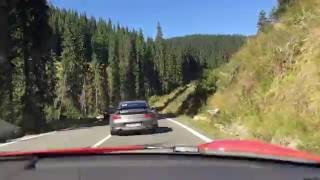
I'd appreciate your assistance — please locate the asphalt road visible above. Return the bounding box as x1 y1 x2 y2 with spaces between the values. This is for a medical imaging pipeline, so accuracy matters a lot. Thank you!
0 118 211 152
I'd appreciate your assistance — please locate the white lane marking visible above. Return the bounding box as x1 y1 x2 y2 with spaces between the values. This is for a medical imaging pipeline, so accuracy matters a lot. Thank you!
0 131 57 148
19 131 57 141
0 141 17 148
91 134 112 148
166 118 212 143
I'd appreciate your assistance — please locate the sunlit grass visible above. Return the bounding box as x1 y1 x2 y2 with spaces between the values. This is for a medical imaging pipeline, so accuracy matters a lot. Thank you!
148 86 187 110
148 1 320 154
162 83 197 114
201 0 320 154
176 115 233 140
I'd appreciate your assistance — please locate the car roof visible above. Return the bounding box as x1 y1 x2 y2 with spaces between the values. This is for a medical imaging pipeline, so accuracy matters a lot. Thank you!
119 100 148 105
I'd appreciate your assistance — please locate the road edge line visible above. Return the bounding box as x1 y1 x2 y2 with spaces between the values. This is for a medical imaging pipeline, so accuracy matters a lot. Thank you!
0 141 18 148
166 118 212 143
19 131 57 141
0 131 57 148
91 135 112 148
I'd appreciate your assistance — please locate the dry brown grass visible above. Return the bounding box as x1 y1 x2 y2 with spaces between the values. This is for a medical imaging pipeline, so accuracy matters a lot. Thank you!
199 0 320 153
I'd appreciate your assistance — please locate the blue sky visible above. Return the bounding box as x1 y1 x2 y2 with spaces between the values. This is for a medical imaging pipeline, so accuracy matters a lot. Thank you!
50 0 277 38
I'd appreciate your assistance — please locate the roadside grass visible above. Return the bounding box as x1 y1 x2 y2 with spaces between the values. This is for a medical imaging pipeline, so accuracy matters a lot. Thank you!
202 0 320 154
148 86 188 110
162 83 197 115
149 1 320 154
176 115 234 140
149 82 199 115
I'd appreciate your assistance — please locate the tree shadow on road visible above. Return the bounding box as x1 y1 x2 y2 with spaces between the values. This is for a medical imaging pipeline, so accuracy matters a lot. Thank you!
51 118 110 132
158 113 176 119
154 127 173 134
118 127 173 136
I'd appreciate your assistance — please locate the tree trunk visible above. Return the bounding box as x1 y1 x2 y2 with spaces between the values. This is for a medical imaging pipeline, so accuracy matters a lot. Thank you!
0 0 9 100
0 0 8 65
80 78 87 116
95 68 99 113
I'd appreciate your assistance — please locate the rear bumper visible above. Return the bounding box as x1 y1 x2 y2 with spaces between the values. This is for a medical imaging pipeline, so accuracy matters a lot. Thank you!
111 120 157 132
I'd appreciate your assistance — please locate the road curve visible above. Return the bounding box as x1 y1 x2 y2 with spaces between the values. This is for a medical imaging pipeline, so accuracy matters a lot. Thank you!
0 118 211 152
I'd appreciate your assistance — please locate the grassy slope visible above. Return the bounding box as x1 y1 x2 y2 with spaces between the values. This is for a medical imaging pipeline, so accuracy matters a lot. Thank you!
149 82 197 115
203 0 320 153
162 83 197 114
148 86 188 111
176 115 234 140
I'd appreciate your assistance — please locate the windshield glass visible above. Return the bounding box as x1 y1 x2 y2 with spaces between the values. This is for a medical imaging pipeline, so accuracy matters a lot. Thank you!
1 0 320 160
120 102 148 110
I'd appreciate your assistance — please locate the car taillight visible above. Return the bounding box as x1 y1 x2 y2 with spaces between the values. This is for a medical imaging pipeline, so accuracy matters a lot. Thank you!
111 114 121 121
144 113 155 119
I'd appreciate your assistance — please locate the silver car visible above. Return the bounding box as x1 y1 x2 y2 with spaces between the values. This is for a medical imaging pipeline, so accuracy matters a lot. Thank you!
109 100 158 135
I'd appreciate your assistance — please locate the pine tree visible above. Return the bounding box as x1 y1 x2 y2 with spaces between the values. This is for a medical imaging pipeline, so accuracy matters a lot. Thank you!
257 10 269 32
59 14 85 118
118 29 126 100
124 33 136 99
0 1 11 102
13 0 52 132
93 62 109 113
155 22 166 92
272 0 296 18
1 3 247 132
92 19 108 63
144 38 161 95
278 0 295 7
0 0 14 124
166 50 180 91
135 30 146 98
92 19 109 112
108 33 120 106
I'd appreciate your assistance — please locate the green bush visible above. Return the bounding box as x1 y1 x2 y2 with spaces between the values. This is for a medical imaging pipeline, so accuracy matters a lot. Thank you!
200 70 217 93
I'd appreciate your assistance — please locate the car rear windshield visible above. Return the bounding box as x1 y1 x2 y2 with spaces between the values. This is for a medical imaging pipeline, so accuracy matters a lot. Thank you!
120 102 148 110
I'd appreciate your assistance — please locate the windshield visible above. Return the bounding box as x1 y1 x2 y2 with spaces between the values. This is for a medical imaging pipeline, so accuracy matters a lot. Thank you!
119 102 148 110
1 0 320 163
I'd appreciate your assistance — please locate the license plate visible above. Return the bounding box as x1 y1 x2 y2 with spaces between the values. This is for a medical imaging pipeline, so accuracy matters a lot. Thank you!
126 123 141 128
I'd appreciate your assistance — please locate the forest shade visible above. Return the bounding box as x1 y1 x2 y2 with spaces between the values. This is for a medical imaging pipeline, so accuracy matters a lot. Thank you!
0 1 245 132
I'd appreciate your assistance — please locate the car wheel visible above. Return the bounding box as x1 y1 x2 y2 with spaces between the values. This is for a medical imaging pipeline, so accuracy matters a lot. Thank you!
151 125 158 133
144 128 154 134
152 127 157 133
110 129 117 136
